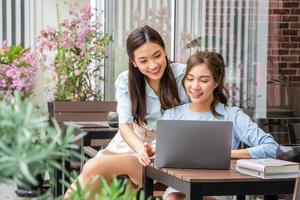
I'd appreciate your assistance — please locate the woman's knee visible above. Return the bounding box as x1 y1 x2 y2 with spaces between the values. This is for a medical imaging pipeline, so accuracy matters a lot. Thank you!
81 158 106 182
81 154 141 184
124 155 142 184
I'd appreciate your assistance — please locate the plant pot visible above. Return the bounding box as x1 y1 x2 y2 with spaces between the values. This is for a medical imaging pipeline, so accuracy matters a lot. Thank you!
15 174 44 198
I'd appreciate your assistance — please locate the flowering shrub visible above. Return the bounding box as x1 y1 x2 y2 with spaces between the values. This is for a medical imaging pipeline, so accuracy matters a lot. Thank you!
0 42 37 100
36 2 112 101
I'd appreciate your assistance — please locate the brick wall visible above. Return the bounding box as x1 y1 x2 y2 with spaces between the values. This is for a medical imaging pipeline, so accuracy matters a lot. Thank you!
268 0 300 86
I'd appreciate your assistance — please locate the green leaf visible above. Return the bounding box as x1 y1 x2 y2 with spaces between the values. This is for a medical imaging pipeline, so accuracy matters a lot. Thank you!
0 91 84 190
19 161 37 185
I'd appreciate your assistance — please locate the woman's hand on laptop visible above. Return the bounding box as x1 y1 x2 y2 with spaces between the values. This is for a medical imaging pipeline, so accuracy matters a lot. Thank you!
137 143 156 166
137 144 151 166
144 143 156 157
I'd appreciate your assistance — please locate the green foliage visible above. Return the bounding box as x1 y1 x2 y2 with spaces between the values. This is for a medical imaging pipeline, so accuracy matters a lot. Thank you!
100 177 141 200
0 91 83 188
0 44 27 65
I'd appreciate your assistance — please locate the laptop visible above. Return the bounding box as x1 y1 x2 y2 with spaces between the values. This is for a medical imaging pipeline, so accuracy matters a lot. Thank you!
155 120 233 169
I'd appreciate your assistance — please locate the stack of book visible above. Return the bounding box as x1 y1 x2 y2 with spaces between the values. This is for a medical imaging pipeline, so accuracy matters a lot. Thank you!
236 158 300 179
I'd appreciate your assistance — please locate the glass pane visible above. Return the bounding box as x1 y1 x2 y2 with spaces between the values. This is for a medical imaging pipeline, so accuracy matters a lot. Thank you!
174 0 269 118
105 0 174 94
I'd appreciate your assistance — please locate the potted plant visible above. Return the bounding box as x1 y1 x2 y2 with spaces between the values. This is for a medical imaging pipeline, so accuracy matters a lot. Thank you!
0 92 83 198
0 42 37 100
35 1 116 127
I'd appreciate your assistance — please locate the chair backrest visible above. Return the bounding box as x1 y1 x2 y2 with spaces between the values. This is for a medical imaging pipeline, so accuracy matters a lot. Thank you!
293 177 300 200
288 123 300 144
48 101 117 129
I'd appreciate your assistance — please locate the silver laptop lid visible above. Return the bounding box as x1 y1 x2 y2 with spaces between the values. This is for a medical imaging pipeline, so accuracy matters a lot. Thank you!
155 120 233 169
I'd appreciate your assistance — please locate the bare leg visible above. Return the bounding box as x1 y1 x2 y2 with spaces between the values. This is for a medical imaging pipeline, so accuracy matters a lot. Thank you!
164 193 186 200
64 154 142 199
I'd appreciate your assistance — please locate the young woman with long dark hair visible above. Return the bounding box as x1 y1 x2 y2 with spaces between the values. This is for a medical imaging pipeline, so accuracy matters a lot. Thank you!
155 51 279 200
64 25 189 199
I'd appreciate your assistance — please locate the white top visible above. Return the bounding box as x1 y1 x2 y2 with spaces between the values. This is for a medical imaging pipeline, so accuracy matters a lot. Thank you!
105 63 189 154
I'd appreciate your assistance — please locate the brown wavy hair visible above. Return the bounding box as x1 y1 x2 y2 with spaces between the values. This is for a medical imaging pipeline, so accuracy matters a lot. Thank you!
182 51 229 118
126 25 181 125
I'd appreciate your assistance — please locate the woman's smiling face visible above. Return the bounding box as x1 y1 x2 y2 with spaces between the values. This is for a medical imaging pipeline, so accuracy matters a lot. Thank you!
132 42 167 82
184 63 218 105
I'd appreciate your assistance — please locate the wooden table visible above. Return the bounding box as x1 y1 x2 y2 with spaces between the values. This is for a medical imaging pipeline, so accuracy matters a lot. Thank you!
70 121 118 166
143 162 295 200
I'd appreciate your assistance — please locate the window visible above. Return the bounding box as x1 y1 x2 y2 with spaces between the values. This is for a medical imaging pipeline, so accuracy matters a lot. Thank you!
101 0 174 100
1 0 270 117
1 0 35 48
174 0 269 118
100 0 268 117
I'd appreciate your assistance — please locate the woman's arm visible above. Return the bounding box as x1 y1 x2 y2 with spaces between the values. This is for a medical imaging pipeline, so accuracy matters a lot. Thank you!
233 109 279 158
114 72 152 166
119 123 143 151
231 149 251 159
119 123 151 166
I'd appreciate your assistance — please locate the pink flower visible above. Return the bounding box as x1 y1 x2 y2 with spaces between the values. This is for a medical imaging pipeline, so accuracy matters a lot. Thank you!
3 92 13 101
80 4 92 21
0 80 7 88
79 27 91 41
62 36 71 49
0 46 37 100
76 40 84 49
51 86 57 94
75 27 91 49
6 67 17 78
60 75 68 85
23 52 37 65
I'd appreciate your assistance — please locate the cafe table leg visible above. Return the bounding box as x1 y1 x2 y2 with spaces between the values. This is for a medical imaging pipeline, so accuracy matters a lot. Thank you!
54 160 62 197
143 166 154 199
186 186 203 200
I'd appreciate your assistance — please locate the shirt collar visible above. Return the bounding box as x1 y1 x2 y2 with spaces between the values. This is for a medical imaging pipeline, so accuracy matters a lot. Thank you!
145 79 159 99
